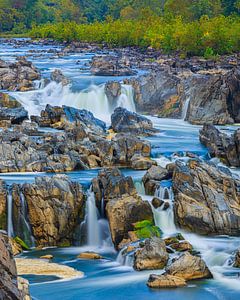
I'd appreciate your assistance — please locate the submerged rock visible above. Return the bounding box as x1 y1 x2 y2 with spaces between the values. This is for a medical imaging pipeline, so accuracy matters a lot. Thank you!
134 237 169 271
166 252 212 280
173 160 240 236
77 252 103 260
147 274 187 288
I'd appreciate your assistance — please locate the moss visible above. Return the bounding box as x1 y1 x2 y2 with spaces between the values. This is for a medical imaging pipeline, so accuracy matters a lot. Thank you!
14 236 30 251
0 213 7 230
133 220 161 239
58 241 71 248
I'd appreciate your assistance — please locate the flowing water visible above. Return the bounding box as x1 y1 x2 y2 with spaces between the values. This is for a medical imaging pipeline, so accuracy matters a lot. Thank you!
1 39 240 299
7 189 14 237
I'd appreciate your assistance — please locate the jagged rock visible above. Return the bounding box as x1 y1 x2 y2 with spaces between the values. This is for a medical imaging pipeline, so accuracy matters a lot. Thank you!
111 107 156 135
0 232 23 300
173 160 240 235
200 124 240 167
21 175 85 246
50 69 70 86
143 165 171 195
166 252 212 280
233 249 240 268
130 154 157 170
105 81 121 110
77 252 103 260
0 57 40 91
9 239 22 256
93 168 153 248
0 93 21 109
134 237 169 271
147 274 187 288
17 277 31 300
152 197 164 209
0 107 28 125
91 55 136 76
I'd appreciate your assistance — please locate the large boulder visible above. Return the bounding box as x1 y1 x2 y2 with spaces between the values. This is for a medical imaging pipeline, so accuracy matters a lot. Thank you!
111 107 155 135
173 160 240 235
166 252 212 280
134 237 169 271
104 81 121 110
200 124 240 167
0 57 40 91
21 175 85 247
91 55 136 76
92 168 153 248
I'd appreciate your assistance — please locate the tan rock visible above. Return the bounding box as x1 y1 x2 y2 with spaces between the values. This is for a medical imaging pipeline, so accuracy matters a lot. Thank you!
170 241 193 252
233 249 240 268
77 252 103 260
147 274 187 288
40 255 53 260
9 238 23 256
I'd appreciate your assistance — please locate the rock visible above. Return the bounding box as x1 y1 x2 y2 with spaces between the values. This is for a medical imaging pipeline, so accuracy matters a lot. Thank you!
143 165 170 195
130 155 157 170
21 175 85 247
105 81 121 110
111 107 156 135
166 252 212 280
170 241 193 252
17 277 31 300
0 93 21 109
93 168 153 248
233 249 240 268
147 274 187 288
0 57 40 91
173 160 240 236
0 107 28 125
200 124 240 167
152 197 164 209
50 69 70 86
40 255 53 260
0 232 23 300
91 55 136 76
134 237 169 271
15 258 83 280
9 238 22 256
0 180 7 230
77 252 103 260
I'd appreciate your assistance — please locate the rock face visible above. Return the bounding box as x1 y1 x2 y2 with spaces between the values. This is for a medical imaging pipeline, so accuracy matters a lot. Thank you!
0 232 22 300
0 57 40 91
0 180 7 230
166 252 213 280
233 249 240 268
50 69 70 86
147 274 187 288
199 124 240 167
134 237 169 271
173 160 240 235
91 55 136 76
21 175 85 246
111 107 155 135
92 168 153 248
104 81 121 110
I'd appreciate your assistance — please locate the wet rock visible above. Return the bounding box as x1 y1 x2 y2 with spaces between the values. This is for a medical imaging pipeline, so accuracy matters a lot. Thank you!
40 255 53 260
134 237 169 271
0 232 22 300
170 241 193 252
91 55 136 76
50 69 70 86
166 252 212 280
0 93 21 109
105 81 121 110
130 155 157 170
0 107 28 125
0 57 40 91
111 107 156 135
143 165 170 195
9 238 22 256
21 175 85 247
17 277 31 300
173 160 240 236
77 252 103 260
147 274 187 288
0 180 7 230
152 197 164 209
233 249 240 268
200 124 240 167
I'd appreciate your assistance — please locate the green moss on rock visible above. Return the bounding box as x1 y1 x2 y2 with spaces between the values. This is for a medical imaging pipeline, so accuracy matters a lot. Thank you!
133 220 161 239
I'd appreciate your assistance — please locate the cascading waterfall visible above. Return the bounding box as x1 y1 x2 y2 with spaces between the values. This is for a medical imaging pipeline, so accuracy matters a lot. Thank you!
7 189 14 237
10 82 136 123
134 180 146 196
182 97 190 120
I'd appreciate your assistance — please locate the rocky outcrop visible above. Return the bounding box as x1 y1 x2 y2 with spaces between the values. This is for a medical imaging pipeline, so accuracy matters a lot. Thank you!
199 124 240 167
92 168 153 248
0 57 40 91
143 165 171 195
50 69 70 86
0 180 7 230
0 232 24 300
111 107 155 135
233 249 240 268
134 237 169 271
173 160 240 235
91 55 136 76
21 175 85 247
166 252 212 280
104 81 121 110
147 274 187 288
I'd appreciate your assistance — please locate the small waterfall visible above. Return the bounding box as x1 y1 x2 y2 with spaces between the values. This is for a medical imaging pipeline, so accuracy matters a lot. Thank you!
134 181 145 195
11 82 136 123
182 97 190 120
116 246 135 267
151 185 176 235
7 190 14 237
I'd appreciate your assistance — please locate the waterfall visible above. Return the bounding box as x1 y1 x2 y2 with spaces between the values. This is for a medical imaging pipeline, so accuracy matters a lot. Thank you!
7 190 14 237
182 97 190 120
10 82 136 123
116 246 135 267
151 185 176 235
134 181 145 195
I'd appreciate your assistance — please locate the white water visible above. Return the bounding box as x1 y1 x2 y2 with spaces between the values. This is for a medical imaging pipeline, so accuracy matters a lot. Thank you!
182 97 190 120
20 192 35 247
7 191 14 237
10 82 136 123
134 181 146 195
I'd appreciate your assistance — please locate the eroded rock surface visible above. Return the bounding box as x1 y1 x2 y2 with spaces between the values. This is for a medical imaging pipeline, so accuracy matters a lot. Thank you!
147 274 187 288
